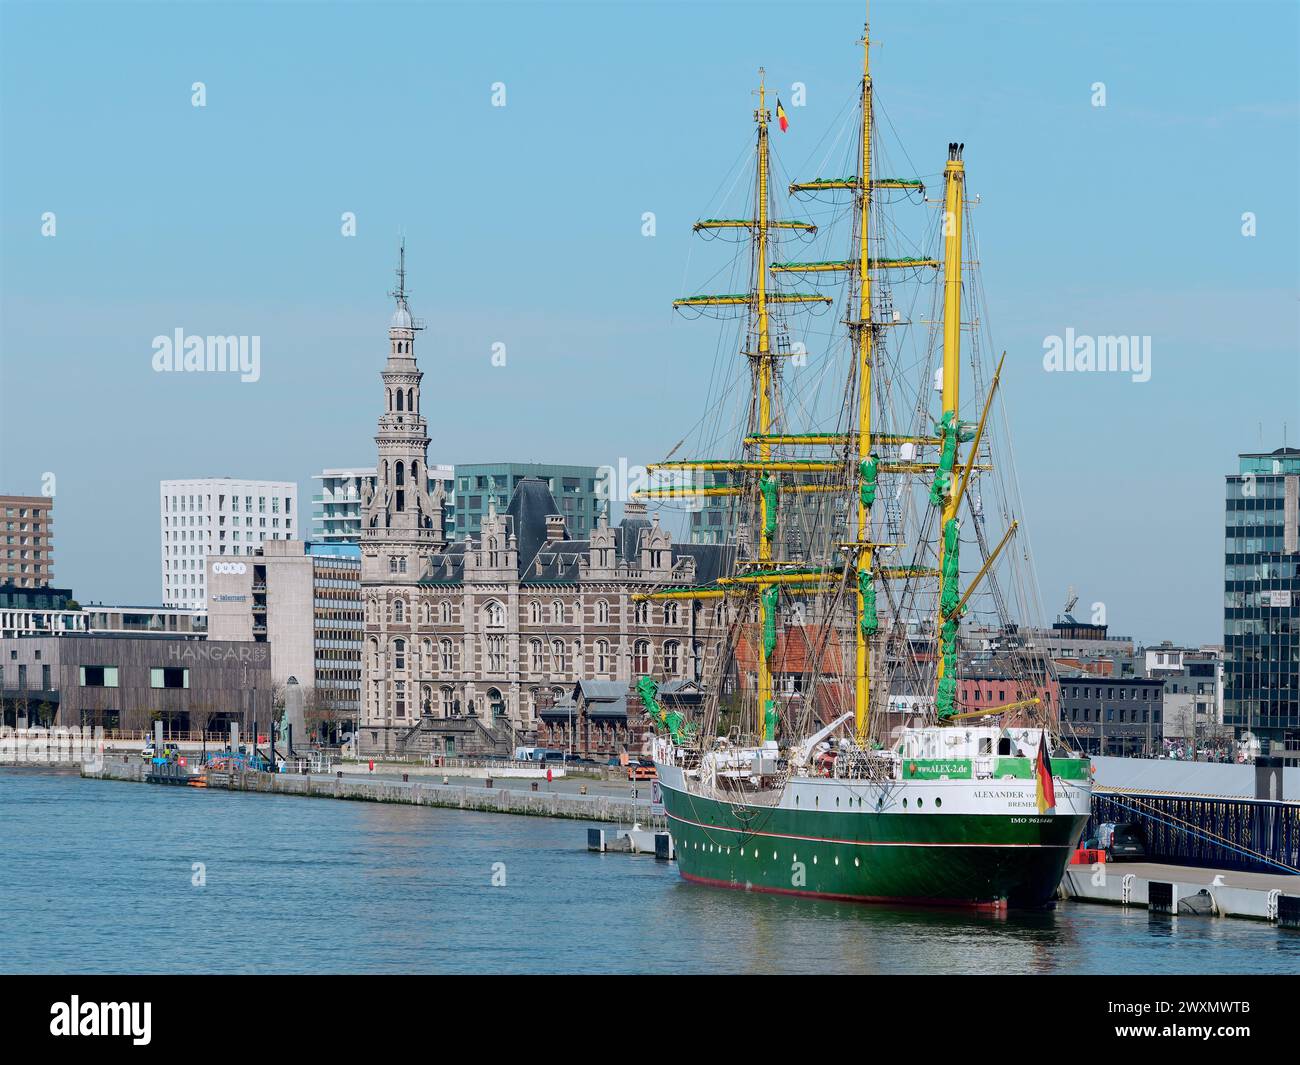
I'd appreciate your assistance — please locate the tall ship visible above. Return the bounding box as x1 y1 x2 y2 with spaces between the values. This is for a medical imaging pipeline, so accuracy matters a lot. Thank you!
633 11 1091 909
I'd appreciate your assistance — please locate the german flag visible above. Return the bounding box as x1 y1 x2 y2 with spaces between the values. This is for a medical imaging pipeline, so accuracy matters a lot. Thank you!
1035 732 1056 814
776 98 789 132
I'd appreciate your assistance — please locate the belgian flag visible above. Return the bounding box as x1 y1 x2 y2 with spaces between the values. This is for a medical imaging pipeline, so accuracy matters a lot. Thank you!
1035 732 1056 814
776 98 789 132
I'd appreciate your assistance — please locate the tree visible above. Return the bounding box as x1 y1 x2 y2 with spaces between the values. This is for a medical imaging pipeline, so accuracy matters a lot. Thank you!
190 704 215 757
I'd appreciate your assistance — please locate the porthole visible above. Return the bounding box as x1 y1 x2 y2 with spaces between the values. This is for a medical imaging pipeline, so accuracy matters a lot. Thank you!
918 798 924 808
854 857 860 867
792 853 799 864
772 851 777 861
813 855 818 865
903 798 909 809
815 795 819 806
935 797 943 808
834 855 840 866
835 796 840 807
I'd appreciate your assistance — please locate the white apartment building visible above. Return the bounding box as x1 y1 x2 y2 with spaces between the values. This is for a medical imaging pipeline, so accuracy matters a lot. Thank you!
161 478 298 609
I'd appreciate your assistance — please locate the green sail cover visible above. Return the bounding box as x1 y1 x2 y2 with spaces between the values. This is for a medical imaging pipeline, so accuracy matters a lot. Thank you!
859 456 878 508
760 474 778 541
636 674 695 744
930 410 957 506
859 568 878 636
762 585 779 659
764 699 778 742
935 518 962 718
936 676 958 718
940 518 962 618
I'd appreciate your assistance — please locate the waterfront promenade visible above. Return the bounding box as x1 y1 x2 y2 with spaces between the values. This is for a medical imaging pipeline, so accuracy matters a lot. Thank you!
86 755 653 824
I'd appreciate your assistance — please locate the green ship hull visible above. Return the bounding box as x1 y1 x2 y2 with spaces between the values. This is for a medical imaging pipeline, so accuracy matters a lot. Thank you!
659 777 1088 909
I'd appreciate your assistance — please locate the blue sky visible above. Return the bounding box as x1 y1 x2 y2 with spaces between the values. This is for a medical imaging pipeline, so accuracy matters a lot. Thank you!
1 0 1296 645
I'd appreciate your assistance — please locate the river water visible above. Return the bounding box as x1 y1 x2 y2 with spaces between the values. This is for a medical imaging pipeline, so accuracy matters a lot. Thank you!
2 769 1296 974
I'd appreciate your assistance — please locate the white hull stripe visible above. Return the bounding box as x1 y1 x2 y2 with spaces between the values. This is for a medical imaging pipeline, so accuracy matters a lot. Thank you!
665 810 1076 849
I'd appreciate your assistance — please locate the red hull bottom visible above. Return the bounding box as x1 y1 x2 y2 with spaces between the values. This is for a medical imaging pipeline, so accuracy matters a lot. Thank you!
679 870 1012 913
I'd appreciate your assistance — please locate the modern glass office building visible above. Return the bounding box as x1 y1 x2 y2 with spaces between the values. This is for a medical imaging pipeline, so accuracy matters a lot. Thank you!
1223 446 1300 762
453 463 604 539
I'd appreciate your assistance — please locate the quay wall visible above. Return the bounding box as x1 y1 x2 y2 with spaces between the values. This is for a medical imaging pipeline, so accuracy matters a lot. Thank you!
85 757 646 824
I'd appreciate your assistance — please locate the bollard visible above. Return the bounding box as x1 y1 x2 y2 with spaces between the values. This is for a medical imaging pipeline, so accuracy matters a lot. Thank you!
337 771 343 779
531 781 539 792
579 784 588 795
402 773 409 783
485 777 494 788
442 775 449 785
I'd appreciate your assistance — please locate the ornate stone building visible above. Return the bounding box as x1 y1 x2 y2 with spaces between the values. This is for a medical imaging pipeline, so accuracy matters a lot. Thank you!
359 257 731 757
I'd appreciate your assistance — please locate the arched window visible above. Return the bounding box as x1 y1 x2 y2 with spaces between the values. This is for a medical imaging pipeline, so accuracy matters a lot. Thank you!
596 599 609 624
552 639 566 671
487 687 505 718
393 639 406 670
530 600 542 624
633 640 650 675
484 601 505 628
396 389 404 412
406 388 414 412
440 601 452 624
393 599 405 623
552 599 564 624
439 639 453 671
487 636 506 672
421 685 432 715
396 462 405 486
664 602 680 625
664 640 680 676
530 639 544 672
596 639 610 673
440 686 454 715
634 601 649 626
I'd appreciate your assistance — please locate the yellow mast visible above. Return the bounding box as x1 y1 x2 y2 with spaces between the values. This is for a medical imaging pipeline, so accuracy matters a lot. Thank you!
853 20 875 745
754 70 775 742
934 143 965 718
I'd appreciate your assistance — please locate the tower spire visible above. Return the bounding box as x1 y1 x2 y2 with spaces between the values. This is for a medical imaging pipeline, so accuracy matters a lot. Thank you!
391 238 408 306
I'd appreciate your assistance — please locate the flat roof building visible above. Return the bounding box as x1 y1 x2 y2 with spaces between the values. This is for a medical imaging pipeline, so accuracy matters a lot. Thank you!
0 494 55 587
160 478 298 610
0 633 271 734
206 540 363 735
1223 446 1299 762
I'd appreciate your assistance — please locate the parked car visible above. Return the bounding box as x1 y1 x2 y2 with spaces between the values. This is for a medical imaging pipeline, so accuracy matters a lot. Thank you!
1107 823 1147 861
627 760 657 782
